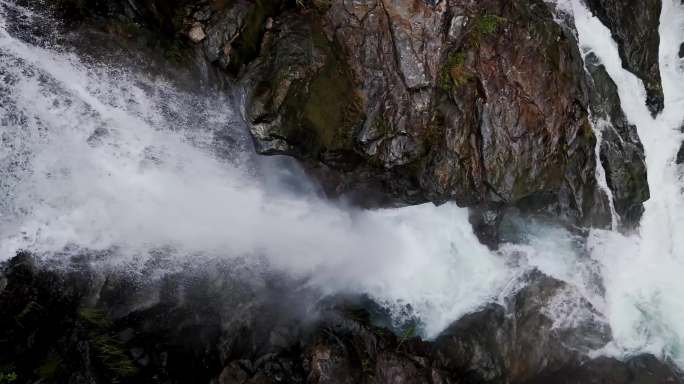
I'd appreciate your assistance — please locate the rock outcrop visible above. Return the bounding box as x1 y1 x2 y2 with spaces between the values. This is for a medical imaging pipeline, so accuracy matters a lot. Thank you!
584 53 650 228
45 0 652 234
584 0 663 115
1 254 680 384
432 270 610 383
179 0 618 228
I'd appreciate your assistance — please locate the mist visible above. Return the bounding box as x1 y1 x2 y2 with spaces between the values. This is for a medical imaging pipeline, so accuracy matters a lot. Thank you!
3 0 684 367
0 1 515 337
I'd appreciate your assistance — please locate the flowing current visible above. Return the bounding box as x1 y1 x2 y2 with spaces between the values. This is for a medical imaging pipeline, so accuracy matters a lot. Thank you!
1 0 684 367
568 0 684 364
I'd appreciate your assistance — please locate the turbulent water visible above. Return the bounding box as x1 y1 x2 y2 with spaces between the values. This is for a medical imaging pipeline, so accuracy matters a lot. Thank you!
567 0 684 365
0 0 517 338
1 0 684 368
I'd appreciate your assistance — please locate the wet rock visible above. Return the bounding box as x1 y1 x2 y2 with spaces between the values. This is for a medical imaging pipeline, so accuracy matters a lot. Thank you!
526 354 682 384
193 0 284 75
433 270 610 383
0 253 136 384
235 0 611 226
217 361 250 384
49 0 627 230
188 23 206 43
468 205 505 249
584 53 650 228
199 0 256 71
584 0 663 115
1 253 682 384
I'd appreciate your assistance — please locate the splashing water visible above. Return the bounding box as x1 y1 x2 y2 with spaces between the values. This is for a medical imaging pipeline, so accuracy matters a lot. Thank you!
3 0 684 363
0 1 518 338
564 0 684 365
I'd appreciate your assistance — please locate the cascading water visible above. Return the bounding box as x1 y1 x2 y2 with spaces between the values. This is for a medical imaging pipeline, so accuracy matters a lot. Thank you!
3 0 684 370
0 0 516 338
562 0 684 366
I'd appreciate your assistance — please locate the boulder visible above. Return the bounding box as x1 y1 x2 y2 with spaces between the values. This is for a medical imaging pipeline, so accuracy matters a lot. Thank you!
432 270 610 383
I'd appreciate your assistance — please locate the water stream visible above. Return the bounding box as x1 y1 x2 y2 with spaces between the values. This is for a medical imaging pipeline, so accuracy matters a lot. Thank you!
1 0 684 366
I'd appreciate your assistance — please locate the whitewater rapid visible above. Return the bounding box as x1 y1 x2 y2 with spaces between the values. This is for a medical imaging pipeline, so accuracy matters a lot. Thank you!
2 0 684 367
0 0 518 337
564 0 684 366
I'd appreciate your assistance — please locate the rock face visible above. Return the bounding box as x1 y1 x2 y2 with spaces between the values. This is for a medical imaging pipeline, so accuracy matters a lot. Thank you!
1 254 680 384
584 53 650 228
432 270 610 383
526 355 683 384
584 0 663 115
49 0 651 232
182 0 618 226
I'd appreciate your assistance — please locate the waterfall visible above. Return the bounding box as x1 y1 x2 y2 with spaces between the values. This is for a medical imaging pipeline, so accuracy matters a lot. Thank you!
2 0 684 367
567 0 684 365
0 0 513 338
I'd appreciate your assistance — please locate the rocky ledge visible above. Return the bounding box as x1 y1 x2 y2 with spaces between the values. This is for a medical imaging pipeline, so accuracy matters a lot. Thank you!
45 0 654 238
183 0 652 234
1 254 681 384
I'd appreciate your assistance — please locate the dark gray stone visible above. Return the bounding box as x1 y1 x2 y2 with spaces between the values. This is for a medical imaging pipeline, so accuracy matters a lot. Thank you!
584 0 663 115
585 53 650 228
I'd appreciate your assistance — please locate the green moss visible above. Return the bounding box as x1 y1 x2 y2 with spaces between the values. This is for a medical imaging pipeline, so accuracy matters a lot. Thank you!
302 60 361 150
439 51 470 92
298 28 362 154
475 14 506 35
467 13 507 47
79 308 137 382
37 352 62 380
79 307 112 328
92 335 137 379
395 322 417 351
0 371 17 384
580 119 595 139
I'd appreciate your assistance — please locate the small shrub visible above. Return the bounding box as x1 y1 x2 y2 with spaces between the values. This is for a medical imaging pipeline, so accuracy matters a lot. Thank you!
92 335 137 379
468 14 507 46
0 371 17 384
79 308 137 382
439 52 471 92
475 14 506 35
79 307 111 328
395 322 417 351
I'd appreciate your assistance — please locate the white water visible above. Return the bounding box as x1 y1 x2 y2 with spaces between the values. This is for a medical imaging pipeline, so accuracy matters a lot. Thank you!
0 1 517 337
2 0 684 366
565 0 684 366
